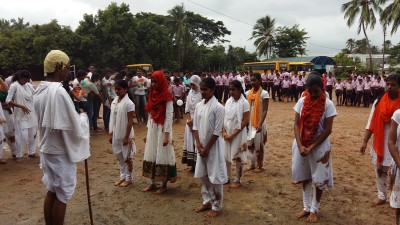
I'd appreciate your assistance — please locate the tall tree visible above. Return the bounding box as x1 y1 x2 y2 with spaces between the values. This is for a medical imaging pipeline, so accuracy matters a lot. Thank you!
273 25 308 58
249 15 275 59
76 2 137 68
342 0 382 71
346 38 357 53
380 0 400 35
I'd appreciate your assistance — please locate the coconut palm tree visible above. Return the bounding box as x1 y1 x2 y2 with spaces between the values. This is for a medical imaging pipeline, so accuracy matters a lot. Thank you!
380 0 400 35
166 4 191 67
342 0 382 71
346 38 357 53
249 15 275 59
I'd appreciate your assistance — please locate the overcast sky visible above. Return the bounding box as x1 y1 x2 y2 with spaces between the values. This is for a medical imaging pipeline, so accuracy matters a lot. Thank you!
1 0 398 57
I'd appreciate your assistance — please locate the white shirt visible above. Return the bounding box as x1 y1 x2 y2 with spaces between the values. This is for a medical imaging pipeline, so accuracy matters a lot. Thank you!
132 76 148 95
102 77 116 99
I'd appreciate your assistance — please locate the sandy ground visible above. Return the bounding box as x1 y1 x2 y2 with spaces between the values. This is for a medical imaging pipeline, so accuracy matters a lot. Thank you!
0 98 396 225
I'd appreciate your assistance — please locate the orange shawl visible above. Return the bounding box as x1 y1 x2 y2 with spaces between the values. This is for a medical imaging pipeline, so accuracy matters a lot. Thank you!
369 92 400 165
299 91 326 147
247 87 262 127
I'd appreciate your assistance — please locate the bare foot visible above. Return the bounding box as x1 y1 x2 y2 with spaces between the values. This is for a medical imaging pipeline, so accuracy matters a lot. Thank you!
253 168 264 173
119 180 132 187
296 210 310 219
306 212 318 223
205 210 221 218
373 198 386 206
154 187 168 194
114 180 125 186
195 204 211 213
0 159 6 164
143 184 157 192
229 182 241 189
245 165 256 171
28 153 39 158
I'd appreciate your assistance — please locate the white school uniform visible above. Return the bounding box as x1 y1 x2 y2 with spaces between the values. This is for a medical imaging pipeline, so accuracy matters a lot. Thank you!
291 96 337 191
245 89 269 167
183 88 202 167
6 82 38 157
224 95 249 183
110 94 135 181
193 96 227 212
143 101 176 182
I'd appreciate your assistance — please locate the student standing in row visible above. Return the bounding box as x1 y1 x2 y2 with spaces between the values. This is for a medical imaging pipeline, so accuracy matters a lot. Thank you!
292 74 337 223
223 80 249 188
142 71 176 194
182 75 202 172
360 74 400 205
334 78 343 106
193 77 227 217
246 73 269 172
109 80 135 187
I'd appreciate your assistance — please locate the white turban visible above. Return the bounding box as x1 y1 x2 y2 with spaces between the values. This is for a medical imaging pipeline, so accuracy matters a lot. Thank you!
44 50 70 76
190 75 201 88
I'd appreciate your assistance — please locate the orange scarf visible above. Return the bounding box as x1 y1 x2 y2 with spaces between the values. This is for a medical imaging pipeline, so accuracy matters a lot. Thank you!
369 92 400 165
247 87 262 127
299 91 326 147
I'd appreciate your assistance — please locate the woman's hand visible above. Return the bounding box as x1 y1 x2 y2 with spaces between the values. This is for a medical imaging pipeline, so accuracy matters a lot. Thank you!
299 145 308 157
163 133 169 146
187 119 193 128
21 106 31 114
123 136 129 146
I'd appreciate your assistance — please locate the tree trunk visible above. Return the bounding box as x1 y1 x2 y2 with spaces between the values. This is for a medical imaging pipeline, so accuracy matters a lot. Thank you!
362 22 373 72
382 28 386 74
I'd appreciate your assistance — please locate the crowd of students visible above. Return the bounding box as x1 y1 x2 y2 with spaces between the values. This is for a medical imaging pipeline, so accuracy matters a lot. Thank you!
3 49 400 224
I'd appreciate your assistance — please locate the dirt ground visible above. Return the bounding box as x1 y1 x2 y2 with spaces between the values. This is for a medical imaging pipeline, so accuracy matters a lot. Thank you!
0 98 396 225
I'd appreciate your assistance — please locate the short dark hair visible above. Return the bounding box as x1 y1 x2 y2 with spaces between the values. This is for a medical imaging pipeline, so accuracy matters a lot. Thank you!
201 77 216 90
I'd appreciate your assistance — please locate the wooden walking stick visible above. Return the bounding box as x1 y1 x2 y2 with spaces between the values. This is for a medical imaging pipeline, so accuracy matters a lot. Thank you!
84 159 94 225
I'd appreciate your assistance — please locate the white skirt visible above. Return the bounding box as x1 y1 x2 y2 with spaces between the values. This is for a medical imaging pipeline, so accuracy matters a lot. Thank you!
143 119 176 182
291 139 334 191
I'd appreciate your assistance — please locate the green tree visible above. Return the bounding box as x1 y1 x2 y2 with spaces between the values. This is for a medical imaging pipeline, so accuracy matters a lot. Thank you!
165 4 231 70
342 0 382 70
273 25 308 57
134 19 177 70
76 2 137 69
380 0 400 35
250 15 275 58
388 42 400 63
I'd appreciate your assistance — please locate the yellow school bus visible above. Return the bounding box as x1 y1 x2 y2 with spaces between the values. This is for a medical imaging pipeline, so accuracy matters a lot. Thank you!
243 61 289 74
125 64 153 75
288 62 314 73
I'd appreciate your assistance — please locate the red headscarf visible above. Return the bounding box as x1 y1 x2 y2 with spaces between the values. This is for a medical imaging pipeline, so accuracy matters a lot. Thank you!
145 71 173 125
299 90 326 147
369 92 400 165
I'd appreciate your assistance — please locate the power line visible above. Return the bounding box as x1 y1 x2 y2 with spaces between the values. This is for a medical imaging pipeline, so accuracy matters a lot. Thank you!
186 0 344 52
186 0 253 27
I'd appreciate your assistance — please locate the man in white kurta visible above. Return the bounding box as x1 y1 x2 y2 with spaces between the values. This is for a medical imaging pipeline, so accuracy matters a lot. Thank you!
34 50 90 225
193 94 227 215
